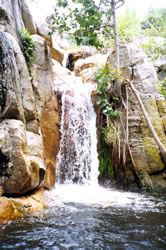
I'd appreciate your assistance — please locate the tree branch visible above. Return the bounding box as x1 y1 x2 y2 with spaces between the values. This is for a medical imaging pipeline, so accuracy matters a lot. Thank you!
58 24 113 35
126 79 166 166
115 0 125 9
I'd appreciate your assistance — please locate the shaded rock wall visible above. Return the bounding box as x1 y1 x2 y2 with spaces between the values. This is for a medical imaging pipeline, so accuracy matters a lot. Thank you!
0 0 60 195
107 43 166 192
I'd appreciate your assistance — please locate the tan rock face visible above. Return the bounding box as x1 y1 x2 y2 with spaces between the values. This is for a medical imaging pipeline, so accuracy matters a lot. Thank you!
0 197 17 223
37 23 65 65
41 99 61 189
0 188 46 223
22 0 36 34
74 54 108 83
107 43 166 192
0 0 61 197
31 35 61 190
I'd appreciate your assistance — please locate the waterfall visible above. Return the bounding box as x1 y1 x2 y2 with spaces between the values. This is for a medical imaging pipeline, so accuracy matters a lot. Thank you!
55 75 99 185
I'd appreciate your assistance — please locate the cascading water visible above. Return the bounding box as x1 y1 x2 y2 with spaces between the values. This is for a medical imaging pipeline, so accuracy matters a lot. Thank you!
55 75 99 185
1 71 166 250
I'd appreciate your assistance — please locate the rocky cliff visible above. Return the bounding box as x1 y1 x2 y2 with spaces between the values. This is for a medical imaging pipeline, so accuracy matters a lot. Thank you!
72 42 166 193
0 0 61 198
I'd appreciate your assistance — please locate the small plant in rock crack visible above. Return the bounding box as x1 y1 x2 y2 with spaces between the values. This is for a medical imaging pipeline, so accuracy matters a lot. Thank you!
95 64 121 121
19 29 36 64
158 77 166 100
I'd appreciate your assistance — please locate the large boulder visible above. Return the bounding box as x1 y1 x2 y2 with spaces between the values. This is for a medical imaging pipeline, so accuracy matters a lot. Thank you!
74 54 108 83
107 43 166 192
0 120 45 194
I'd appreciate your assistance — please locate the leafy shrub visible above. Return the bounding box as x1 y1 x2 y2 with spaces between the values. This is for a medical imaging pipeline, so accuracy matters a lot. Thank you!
95 64 121 120
141 8 166 38
19 29 36 63
117 7 141 42
49 0 116 49
141 38 166 63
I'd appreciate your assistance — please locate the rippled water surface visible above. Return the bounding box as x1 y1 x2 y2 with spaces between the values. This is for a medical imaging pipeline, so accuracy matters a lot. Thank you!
0 185 166 249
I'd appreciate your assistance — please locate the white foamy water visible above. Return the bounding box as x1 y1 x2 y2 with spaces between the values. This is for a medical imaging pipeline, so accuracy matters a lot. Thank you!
55 75 99 185
45 184 165 213
51 73 166 213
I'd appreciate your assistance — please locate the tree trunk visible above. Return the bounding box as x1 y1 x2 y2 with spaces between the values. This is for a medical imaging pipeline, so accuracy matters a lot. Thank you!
111 0 120 70
111 0 120 96
128 80 166 165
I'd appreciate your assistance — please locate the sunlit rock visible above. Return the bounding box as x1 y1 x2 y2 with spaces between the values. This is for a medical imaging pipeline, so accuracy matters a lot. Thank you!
22 0 36 34
74 54 108 83
0 119 45 194
50 36 65 65
31 34 46 66
0 197 18 223
0 0 24 39
30 36 61 189
37 22 64 64
0 31 37 124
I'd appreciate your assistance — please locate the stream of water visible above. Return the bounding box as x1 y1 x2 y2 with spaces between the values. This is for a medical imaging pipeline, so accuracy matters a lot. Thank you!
0 76 166 249
0 186 166 249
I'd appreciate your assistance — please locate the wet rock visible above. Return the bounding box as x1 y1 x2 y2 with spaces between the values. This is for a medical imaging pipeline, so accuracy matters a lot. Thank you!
0 188 46 223
0 197 18 223
151 173 166 193
41 99 60 189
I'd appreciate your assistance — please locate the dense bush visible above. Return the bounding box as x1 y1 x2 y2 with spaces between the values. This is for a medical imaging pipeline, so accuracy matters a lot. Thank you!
95 64 121 121
117 7 141 42
141 8 166 38
19 29 36 63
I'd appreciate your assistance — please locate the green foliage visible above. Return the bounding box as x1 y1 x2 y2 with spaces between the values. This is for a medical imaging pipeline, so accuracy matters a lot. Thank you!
95 64 121 120
50 0 115 49
141 8 166 38
103 123 118 145
98 134 113 179
158 77 166 100
141 39 166 61
117 7 141 42
19 29 36 63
